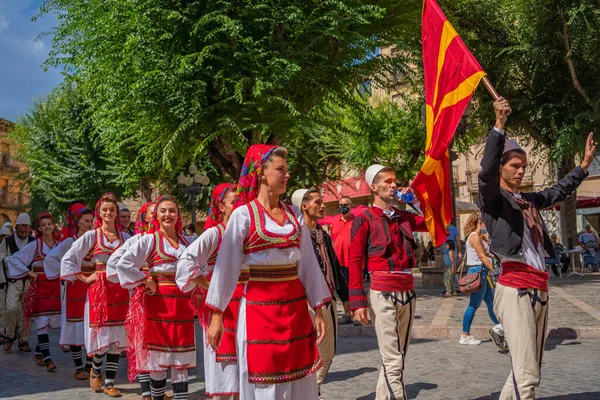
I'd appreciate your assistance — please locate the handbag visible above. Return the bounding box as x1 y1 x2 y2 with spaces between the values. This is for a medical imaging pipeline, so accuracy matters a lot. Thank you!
457 257 482 295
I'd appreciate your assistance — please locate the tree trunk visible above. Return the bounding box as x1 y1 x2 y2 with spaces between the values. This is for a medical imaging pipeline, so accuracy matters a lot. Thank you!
140 180 153 203
558 156 580 269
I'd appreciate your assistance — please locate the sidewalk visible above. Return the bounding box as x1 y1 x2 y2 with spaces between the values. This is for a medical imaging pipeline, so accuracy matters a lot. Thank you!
338 272 600 339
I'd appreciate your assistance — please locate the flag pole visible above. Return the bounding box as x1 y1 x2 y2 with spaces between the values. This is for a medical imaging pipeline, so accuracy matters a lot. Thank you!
482 76 500 101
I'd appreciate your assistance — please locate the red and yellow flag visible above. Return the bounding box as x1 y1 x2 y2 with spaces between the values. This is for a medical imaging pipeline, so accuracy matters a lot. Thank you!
411 0 485 246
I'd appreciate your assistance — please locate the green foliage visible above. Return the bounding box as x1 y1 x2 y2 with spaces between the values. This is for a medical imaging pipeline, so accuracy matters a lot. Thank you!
10 85 122 215
439 0 600 161
39 0 423 190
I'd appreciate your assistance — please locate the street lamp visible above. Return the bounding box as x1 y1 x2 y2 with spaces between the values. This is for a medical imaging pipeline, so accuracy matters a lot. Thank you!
177 163 210 227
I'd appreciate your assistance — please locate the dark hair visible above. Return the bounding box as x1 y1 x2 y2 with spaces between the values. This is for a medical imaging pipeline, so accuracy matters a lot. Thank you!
445 240 455 251
500 149 527 166
186 223 196 233
302 188 320 204
80 209 94 217
372 167 395 185
339 195 352 204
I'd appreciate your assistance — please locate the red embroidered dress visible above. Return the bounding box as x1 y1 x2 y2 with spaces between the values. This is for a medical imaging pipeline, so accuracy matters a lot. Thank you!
205 200 332 387
64 235 94 322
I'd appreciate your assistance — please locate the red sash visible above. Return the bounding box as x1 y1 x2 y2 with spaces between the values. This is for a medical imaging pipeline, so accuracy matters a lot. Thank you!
88 263 130 327
498 261 550 292
245 264 321 384
370 271 415 292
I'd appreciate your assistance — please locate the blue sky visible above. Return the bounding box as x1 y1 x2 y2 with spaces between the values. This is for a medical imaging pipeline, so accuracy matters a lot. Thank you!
0 1 62 121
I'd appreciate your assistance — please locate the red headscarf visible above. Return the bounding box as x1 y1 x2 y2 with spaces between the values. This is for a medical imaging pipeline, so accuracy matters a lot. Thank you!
134 202 156 235
204 183 237 229
94 192 122 231
62 203 90 238
148 195 184 237
234 144 276 208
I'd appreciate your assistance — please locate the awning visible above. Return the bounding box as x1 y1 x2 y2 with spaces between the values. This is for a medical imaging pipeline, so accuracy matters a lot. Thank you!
456 200 479 215
547 196 600 211
319 205 368 226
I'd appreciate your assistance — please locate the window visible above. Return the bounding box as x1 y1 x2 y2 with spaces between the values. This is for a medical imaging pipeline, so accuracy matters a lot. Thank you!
588 155 600 176
358 80 372 97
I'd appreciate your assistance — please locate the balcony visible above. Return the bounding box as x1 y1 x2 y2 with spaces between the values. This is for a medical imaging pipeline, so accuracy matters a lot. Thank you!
0 154 19 172
0 192 31 209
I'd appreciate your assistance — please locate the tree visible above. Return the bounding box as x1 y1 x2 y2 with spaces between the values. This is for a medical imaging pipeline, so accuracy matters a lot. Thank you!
10 85 123 215
39 0 423 190
438 0 600 249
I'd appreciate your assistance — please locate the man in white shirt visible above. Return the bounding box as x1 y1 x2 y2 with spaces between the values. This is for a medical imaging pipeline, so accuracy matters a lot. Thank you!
1 213 35 352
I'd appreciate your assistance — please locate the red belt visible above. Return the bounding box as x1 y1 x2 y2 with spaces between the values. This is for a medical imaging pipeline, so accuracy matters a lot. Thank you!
370 271 415 292
498 262 549 292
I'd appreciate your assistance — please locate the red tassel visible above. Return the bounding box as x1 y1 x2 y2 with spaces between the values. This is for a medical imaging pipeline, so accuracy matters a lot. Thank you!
125 286 148 383
22 278 38 334
189 287 211 332
89 273 108 344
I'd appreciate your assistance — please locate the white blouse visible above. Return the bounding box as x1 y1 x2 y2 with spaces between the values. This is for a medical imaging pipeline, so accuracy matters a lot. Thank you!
61 229 129 281
176 226 220 293
106 233 143 283
44 236 82 280
6 239 57 279
205 204 331 313
117 233 188 289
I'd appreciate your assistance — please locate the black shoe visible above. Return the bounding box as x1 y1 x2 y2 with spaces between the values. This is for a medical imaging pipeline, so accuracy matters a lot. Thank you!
338 315 352 325
489 328 507 352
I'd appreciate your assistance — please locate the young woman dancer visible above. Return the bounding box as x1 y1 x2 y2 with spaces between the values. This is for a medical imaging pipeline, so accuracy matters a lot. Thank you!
61 192 130 397
205 145 331 400
6 213 60 372
44 203 95 379
177 182 241 399
117 195 195 400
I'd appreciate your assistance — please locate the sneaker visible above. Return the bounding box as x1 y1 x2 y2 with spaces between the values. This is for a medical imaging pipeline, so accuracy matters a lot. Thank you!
338 315 352 325
489 328 506 351
459 335 481 345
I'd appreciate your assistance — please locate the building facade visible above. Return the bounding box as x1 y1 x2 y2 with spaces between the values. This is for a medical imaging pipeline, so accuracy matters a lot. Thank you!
0 118 30 225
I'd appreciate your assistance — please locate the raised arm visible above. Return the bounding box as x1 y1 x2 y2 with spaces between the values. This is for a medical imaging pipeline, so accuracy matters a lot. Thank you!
44 238 73 279
176 227 219 293
5 241 37 279
205 207 248 313
477 98 512 209
529 132 595 210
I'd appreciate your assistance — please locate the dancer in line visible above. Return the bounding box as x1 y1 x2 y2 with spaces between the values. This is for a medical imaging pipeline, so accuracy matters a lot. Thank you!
107 201 156 400
6 213 60 372
177 182 241 399
118 195 194 400
479 98 595 399
205 144 331 400
348 165 428 400
44 203 95 379
62 192 130 397
292 188 349 398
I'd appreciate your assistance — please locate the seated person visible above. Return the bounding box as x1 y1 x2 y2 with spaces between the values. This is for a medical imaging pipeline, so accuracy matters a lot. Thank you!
579 224 599 250
548 233 571 276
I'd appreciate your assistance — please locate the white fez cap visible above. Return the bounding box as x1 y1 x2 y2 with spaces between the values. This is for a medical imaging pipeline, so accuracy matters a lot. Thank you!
0 227 11 236
365 164 387 187
118 203 129 212
16 213 31 226
503 138 523 154
3 222 13 228
291 189 310 209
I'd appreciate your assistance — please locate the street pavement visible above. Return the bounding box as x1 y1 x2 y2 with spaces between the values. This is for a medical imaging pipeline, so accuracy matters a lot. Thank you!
1 273 599 399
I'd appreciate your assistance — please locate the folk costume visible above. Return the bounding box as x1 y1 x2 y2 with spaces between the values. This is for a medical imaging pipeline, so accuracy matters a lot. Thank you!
44 203 93 378
291 189 350 396
0 212 35 351
118 195 195 400
478 129 589 399
106 201 155 399
176 183 242 399
205 145 331 400
61 193 130 394
6 213 60 370
348 164 429 400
